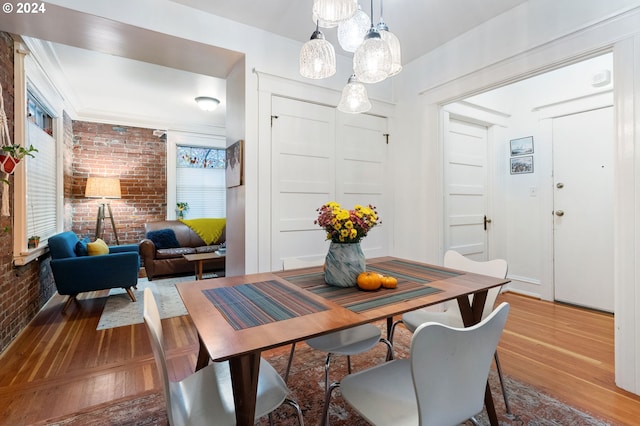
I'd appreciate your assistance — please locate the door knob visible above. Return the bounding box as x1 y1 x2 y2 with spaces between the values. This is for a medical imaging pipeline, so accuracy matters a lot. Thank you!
556 183 564 189
555 210 565 216
483 215 492 230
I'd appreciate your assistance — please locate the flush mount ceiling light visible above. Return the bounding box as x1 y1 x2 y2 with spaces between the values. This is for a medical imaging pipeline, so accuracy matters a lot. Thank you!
353 0 391 84
337 74 371 113
300 21 337 79
313 0 357 28
195 96 220 111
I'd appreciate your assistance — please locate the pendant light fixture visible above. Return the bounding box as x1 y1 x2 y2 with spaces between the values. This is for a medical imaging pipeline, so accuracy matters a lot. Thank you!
299 21 336 79
353 0 391 84
376 0 401 76
313 0 357 28
337 74 372 113
337 4 370 53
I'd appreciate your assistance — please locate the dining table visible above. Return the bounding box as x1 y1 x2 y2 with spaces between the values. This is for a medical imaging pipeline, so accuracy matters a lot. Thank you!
176 256 510 426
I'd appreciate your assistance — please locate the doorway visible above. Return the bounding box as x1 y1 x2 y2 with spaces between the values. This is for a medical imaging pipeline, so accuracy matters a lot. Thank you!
447 52 614 307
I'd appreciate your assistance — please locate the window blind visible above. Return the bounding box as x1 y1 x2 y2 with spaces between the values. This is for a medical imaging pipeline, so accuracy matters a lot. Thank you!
26 120 56 240
176 166 226 218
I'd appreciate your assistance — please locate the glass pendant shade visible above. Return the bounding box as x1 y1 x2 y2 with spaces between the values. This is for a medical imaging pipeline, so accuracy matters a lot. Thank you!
378 20 402 76
353 28 391 84
337 75 371 114
313 0 357 28
337 5 370 52
300 26 336 79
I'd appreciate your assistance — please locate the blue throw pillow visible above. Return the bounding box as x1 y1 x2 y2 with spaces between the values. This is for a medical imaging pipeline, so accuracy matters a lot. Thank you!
75 237 90 256
147 228 180 249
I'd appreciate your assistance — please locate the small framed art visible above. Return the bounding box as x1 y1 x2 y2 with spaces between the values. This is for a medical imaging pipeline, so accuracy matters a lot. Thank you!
510 155 534 174
510 136 534 156
226 139 243 187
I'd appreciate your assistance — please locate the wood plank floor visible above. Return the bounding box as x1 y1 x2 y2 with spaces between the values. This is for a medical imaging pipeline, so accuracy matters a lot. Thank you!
0 290 639 425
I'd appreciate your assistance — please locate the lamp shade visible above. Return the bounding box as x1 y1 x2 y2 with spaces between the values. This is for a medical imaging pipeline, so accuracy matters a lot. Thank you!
337 5 370 52
312 0 357 28
378 19 402 76
85 177 121 199
337 74 371 114
300 25 336 79
353 28 392 84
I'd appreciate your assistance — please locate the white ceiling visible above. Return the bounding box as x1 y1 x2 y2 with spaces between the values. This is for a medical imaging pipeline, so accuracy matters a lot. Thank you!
0 0 528 132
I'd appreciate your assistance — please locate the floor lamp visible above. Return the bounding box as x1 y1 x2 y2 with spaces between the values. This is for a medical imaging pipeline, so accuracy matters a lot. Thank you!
85 177 121 245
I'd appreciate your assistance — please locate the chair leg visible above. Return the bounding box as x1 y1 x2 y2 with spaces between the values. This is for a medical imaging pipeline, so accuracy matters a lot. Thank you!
388 318 404 345
284 342 296 383
346 355 352 374
61 295 77 314
494 350 511 414
323 353 333 395
380 337 394 361
283 398 305 426
321 381 340 426
125 287 136 302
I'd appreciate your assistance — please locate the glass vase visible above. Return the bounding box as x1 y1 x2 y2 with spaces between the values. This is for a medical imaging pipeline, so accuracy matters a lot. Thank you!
324 241 365 287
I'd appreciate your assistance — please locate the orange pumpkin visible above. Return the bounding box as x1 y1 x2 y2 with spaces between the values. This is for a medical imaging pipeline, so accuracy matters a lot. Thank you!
356 272 382 291
381 275 398 289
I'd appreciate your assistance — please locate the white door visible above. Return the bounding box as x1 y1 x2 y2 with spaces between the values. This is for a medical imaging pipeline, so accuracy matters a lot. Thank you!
271 96 336 271
270 96 389 270
552 106 614 312
444 116 490 261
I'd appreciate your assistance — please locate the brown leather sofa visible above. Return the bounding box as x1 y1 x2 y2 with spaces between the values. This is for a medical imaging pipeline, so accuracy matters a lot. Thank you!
139 220 225 280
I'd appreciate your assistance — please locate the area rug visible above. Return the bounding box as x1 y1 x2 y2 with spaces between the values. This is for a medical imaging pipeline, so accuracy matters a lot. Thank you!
46 323 611 425
96 276 193 330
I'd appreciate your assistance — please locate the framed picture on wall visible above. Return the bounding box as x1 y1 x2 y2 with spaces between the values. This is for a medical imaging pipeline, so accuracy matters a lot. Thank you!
510 136 534 156
226 139 243 187
510 155 534 174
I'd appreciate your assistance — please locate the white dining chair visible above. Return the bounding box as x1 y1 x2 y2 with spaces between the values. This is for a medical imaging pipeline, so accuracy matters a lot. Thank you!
142 288 304 426
338 302 510 426
281 257 393 421
389 249 510 413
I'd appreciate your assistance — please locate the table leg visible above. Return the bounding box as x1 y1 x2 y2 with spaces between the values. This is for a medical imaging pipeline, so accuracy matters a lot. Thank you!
197 260 204 280
458 290 498 426
229 351 261 426
195 334 209 371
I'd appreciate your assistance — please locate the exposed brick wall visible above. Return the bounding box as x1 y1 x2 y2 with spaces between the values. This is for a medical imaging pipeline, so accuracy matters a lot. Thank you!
0 31 168 353
71 122 167 245
0 33 52 353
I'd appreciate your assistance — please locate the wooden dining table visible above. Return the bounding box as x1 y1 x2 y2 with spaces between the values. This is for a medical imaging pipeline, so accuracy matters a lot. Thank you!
176 256 509 426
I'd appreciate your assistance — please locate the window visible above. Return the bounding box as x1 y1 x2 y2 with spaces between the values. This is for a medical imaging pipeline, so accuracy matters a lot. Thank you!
12 43 63 265
176 145 226 218
25 92 57 241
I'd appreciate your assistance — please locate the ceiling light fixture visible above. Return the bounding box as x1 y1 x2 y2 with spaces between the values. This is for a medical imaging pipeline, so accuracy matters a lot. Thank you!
195 96 220 111
313 0 357 28
300 21 337 79
376 0 402 76
337 4 370 53
337 74 371 113
353 0 391 84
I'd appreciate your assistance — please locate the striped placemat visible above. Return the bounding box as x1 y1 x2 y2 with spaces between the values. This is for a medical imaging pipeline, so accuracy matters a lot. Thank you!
203 280 328 330
279 259 459 313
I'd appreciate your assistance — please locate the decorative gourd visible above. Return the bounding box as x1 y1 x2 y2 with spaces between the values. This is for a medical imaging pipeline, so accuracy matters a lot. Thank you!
356 272 382 291
381 275 398 289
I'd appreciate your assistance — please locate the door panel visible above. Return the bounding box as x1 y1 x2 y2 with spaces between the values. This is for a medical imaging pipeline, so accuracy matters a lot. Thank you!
552 107 614 312
445 117 489 261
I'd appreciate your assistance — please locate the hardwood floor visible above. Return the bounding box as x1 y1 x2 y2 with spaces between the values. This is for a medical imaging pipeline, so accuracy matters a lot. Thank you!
0 290 639 425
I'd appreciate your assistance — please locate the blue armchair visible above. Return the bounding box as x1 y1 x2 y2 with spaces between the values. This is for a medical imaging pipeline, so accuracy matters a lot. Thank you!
48 231 140 313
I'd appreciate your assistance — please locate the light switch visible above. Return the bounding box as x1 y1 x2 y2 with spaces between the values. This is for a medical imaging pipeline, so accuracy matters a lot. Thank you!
529 187 537 197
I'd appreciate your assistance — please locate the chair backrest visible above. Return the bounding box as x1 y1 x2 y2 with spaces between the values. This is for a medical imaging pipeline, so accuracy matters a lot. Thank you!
443 250 508 320
48 231 80 260
142 288 174 422
410 302 510 426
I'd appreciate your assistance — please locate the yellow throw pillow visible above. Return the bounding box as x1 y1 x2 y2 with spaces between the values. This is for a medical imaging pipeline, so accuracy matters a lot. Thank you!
87 238 109 256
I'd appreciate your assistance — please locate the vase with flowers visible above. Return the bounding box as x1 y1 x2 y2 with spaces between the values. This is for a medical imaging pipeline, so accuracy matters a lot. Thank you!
176 202 189 220
315 201 380 287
